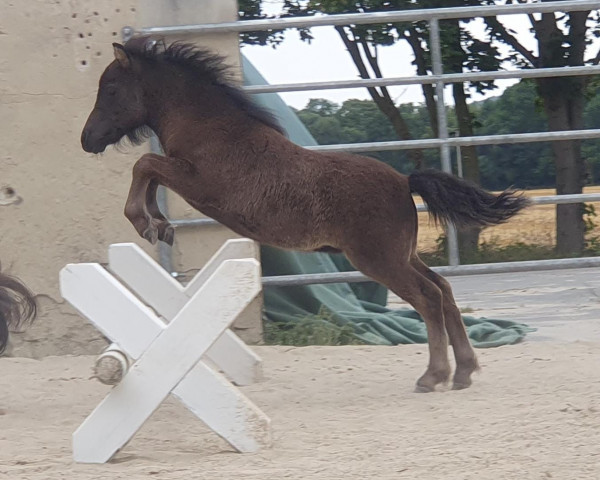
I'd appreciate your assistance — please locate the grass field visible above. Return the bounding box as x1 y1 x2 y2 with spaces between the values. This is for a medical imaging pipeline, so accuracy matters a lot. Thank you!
415 185 600 252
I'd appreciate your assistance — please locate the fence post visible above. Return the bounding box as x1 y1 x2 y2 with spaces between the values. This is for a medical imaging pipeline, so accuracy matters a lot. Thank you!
429 17 460 267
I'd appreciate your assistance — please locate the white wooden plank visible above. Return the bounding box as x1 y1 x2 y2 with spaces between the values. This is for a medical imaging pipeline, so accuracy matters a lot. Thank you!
184 239 258 295
172 362 271 453
72 259 262 463
59 264 165 359
204 329 264 385
108 239 256 318
108 241 263 385
108 243 185 320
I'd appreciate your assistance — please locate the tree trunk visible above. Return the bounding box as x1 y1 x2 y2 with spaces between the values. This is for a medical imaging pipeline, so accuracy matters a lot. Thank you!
534 10 589 255
452 82 481 257
538 81 586 254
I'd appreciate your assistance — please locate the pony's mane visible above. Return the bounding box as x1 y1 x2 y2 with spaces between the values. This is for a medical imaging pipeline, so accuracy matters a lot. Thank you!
123 37 285 137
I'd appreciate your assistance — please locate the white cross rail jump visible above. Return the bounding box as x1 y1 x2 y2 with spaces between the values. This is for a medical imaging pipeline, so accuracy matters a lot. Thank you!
59 239 271 464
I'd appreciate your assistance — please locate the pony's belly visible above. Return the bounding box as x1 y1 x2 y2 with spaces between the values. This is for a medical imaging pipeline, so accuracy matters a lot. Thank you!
194 199 336 252
214 215 331 252
234 227 328 252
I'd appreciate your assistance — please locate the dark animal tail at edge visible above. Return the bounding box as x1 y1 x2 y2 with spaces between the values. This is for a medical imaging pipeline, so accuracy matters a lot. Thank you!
408 169 530 228
0 269 37 354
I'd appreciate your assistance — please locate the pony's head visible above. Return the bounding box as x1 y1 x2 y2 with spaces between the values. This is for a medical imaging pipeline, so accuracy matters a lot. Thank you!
81 37 285 154
81 43 148 154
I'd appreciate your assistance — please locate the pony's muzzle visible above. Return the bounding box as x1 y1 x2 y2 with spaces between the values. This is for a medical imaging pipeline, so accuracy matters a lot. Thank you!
81 127 107 154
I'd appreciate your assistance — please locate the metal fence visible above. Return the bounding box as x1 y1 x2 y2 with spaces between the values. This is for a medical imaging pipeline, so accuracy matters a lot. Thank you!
128 0 600 284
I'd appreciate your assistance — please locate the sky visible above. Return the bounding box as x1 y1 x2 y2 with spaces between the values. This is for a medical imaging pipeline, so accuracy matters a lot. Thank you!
240 5 596 110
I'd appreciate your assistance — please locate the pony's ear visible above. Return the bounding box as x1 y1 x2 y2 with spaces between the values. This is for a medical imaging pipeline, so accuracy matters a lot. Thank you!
112 43 131 68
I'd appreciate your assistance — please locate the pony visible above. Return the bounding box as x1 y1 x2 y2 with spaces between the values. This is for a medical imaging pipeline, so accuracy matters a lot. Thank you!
81 37 529 392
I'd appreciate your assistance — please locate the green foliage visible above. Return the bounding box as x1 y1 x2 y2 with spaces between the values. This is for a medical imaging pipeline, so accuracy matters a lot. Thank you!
264 306 364 346
583 204 597 234
296 98 442 173
583 85 600 184
420 235 577 267
472 80 555 189
582 204 600 254
238 1 312 46
295 80 600 190
237 0 284 47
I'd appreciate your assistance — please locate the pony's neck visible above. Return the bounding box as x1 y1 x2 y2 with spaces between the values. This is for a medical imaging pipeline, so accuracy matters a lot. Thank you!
141 65 236 145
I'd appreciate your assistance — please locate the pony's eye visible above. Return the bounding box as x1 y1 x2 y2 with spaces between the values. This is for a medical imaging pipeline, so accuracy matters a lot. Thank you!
105 86 117 97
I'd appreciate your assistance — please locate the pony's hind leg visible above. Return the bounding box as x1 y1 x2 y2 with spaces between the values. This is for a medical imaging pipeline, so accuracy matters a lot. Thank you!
345 247 450 392
411 256 480 389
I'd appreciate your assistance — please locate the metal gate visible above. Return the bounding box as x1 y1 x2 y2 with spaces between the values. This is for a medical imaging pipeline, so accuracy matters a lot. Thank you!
124 0 600 286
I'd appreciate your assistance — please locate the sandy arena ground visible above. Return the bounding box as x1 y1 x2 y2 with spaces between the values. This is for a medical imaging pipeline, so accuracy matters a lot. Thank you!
3 269 600 479
2 341 600 480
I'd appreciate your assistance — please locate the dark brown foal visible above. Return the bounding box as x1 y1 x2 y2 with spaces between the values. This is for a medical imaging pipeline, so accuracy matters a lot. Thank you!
81 38 528 391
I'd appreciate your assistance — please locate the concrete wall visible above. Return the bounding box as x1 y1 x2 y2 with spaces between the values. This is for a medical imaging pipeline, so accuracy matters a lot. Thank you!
1 0 262 357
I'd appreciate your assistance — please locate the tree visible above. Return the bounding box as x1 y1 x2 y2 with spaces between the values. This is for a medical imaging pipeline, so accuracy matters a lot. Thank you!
485 1 600 254
237 0 286 47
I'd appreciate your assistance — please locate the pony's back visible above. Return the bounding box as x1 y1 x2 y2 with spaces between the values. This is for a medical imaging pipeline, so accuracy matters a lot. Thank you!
0 269 36 354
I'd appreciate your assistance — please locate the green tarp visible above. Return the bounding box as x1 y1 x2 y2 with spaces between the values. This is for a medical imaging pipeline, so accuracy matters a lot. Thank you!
242 56 534 348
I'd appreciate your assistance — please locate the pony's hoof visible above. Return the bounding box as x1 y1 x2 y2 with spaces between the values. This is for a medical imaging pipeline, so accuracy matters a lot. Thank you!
451 382 471 391
452 361 478 390
415 366 450 393
160 224 175 246
142 226 159 245
414 383 435 393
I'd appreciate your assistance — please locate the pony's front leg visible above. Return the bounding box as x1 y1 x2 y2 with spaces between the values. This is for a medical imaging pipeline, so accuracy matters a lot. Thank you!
145 179 174 245
124 153 195 245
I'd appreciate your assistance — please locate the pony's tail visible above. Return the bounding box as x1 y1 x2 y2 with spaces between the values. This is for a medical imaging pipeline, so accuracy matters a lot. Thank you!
0 269 37 354
408 169 530 228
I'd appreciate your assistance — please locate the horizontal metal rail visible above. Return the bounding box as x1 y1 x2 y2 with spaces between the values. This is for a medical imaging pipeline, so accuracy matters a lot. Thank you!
172 218 220 227
261 257 600 287
531 194 600 205
244 65 600 94
134 0 600 37
171 194 600 229
154 130 600 168
306 129 600 153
